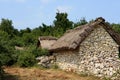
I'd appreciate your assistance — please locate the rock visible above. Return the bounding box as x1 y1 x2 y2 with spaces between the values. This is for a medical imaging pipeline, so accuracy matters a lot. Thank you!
36 56 55 68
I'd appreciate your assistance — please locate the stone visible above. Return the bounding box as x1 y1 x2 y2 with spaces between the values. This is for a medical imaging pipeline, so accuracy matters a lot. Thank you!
53 26 120 80
36 56 55 68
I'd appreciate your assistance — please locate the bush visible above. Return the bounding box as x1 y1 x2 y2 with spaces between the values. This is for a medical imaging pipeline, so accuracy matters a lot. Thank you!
0 42 17 66
17 51 36 67
0 54 13 65
0 61 4 80
32 48 49 57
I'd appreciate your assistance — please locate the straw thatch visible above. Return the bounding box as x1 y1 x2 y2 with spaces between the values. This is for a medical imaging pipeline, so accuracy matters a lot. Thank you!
49 17 120 51
37 36 57 49
39 36 57 40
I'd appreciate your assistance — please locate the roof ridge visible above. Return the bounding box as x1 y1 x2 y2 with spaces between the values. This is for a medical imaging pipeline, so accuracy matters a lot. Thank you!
49 17 120 52
66 17 105 34
95 17 105 23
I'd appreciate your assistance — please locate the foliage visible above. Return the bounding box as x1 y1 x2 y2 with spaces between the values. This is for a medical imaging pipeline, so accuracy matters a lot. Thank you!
17 50 36 67
0 18 19 37
22 33 36 46
32 48 49 57
9 37 24 47
31 12 73 38
19 27 31 36
0 33 17 66
111 23 120 33
0 19 14 34
0 61 4 80
54 12 73 32
74 17 88 28
16 45 49 67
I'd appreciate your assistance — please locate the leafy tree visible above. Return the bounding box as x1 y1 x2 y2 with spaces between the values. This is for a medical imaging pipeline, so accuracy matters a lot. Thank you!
74 17 88 28
0 18 20 38
111 23 120 33
0 41 16 66
53 28 64 37
22 33 37 46
31 12 74 38
0 30 17 66
19 27 31 36
0 19 14 34
54 12 73 32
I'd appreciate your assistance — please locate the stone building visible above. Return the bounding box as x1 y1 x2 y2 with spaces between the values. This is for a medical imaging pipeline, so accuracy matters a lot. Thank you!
37 36 57 49
49 17 120 79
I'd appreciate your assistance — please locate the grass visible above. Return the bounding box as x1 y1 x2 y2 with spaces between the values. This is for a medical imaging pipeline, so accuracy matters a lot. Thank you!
3 66 104 80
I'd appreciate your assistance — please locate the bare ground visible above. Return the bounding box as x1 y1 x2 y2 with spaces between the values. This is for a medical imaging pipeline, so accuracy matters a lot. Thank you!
3 67 103 80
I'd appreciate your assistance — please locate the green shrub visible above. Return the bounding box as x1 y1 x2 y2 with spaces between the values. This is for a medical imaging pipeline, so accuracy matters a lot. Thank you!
0 61 4 80
32 48 49 57
0 54 13 65
17 51 36 67
0 43 17 66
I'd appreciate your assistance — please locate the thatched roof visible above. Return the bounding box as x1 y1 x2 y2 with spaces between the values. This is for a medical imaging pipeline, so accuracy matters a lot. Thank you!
49 17 120 52
39 36 57 40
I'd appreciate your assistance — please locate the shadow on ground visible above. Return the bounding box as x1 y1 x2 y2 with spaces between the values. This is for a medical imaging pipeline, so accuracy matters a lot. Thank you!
3 73 19 80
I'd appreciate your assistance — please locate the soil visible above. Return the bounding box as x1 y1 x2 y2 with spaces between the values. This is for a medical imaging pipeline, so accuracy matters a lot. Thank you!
3 67 103 80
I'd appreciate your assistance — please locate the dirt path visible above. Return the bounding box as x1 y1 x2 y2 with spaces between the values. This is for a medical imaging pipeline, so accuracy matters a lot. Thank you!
4 67 102 80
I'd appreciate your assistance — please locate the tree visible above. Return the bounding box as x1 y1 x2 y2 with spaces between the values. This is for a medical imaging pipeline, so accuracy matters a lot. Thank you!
0 19 14 34
0 30 17 66
20 27 31 36
22 33 36 46
54 12 73 32
0 18 19 37
74 17 88 28
111 23 120 33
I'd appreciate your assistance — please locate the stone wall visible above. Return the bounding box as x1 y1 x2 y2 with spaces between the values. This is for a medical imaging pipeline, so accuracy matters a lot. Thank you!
55 25 120 79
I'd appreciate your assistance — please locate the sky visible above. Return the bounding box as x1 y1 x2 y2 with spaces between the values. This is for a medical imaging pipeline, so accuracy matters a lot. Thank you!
0 0 120 30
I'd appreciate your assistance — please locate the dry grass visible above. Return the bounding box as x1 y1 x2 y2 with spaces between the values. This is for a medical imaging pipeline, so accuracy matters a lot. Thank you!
4 67 103 80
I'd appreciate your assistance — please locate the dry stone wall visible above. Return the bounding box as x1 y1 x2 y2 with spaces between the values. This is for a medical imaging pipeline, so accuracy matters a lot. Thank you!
55 25 120 79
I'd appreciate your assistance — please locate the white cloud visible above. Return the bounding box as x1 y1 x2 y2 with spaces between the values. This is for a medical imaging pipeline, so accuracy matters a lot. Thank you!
57 6 72 13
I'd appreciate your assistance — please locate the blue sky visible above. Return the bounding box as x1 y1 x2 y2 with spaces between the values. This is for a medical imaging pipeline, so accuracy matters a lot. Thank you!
0 0 120 29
